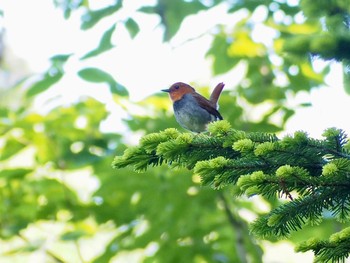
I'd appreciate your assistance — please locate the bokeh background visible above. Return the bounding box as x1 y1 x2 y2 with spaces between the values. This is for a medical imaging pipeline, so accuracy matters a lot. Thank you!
0 0 349 262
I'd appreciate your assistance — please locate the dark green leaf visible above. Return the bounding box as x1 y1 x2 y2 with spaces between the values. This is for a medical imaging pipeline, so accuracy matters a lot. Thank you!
81 24 116 60
125 18 140 38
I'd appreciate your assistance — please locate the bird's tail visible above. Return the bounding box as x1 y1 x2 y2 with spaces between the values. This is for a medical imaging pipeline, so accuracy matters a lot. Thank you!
210 82 225 105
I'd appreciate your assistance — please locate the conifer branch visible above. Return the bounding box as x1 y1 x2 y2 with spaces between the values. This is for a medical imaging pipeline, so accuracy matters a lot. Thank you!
296 227 350 262
113 121 350 262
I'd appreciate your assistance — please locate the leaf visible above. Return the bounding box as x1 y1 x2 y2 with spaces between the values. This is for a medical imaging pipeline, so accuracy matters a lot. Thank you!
26 53 71 97
344 63 350 95
3 242 43 255
0 138 26 160
228 0 278 13
78 67 115 83
125 18 140 38
53 0 85 19
139 1 207 41
206 34 240 74
81 24 116 60
138 6 156 14
78 68 128 96
50 53 72 70
110 82 128 97
50 53 72 64
26 71 63 97
61 230 87 241
0 107 8 118
0 169 32 180
81 2 122 30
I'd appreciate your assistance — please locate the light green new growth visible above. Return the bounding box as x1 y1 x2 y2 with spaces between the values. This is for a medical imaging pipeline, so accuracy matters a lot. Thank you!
113 122 350 262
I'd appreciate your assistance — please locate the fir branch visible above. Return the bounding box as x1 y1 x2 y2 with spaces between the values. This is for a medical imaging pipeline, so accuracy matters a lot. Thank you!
296 227 350 263
112 147 163 172
246 131 279 143
140 128 181 153
113 124 350 262
196 157 271 189
156 133 238 169
250 190 335 238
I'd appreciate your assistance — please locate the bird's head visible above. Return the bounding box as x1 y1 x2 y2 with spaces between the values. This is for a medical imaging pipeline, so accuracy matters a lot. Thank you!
162 82 195 102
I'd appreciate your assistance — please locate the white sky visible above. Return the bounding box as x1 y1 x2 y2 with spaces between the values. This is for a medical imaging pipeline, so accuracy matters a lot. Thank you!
1 0 350 138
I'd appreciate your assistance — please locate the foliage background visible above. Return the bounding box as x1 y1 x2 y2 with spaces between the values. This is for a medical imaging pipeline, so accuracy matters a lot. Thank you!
0 0 349 262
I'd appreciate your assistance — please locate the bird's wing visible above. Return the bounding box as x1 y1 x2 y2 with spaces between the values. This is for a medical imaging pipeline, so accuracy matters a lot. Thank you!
192 93 223 120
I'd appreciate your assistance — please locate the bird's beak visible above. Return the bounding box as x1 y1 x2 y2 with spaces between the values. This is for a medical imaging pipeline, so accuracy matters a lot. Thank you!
161 89 170 93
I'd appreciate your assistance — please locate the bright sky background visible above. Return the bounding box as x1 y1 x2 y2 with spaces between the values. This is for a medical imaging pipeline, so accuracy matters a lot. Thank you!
1 0 350 139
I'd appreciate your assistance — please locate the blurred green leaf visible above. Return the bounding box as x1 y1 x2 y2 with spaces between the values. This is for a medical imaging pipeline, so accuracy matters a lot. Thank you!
0 169 32 180
206 34 240 75
109 82 128 96
138 6 156 14
0 108 8 118
228 0 270 13
26 54 71 97
61 230 87 241
81 24 116 60
3 242 43 255
50 53 72 64
78 67 115 83
0 137 26 160
125 18 140 39
139 0 208 41
81 2 122 30
344 64 350 95
53 0 84 19
26 71 63 97
78 67 128 96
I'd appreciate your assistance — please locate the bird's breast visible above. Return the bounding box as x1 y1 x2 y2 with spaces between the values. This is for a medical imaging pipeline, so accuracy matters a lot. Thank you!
173 94 217 132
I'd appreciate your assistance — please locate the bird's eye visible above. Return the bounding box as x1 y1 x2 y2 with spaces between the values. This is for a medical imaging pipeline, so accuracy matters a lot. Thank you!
174 85 180 90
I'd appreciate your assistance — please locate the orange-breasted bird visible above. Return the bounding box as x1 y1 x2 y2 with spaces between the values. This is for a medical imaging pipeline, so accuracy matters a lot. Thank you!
162 82 225 132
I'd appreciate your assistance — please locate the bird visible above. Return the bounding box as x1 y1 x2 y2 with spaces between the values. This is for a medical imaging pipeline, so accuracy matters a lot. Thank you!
162 82 225 132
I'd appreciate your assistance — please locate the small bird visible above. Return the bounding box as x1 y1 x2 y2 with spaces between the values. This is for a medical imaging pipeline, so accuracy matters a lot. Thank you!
162 82 225 132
